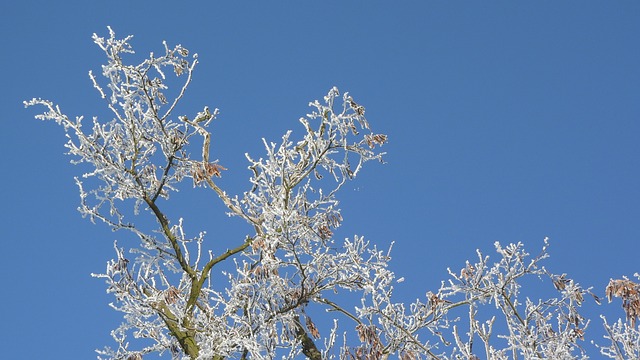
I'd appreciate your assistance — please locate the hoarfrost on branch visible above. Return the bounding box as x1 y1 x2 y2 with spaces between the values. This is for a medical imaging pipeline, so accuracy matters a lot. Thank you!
26 28 640 360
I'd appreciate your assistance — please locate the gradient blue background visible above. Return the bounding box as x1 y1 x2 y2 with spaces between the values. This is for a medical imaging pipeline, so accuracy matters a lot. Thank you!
1 1 639 358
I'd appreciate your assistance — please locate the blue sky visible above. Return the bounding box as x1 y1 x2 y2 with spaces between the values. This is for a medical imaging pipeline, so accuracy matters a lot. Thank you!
1 1 639 358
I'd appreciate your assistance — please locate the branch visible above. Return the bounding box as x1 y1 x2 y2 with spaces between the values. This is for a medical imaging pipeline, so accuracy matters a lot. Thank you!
185 236 254 313
140 286 200 359
294 315 322 360
143 194 196 279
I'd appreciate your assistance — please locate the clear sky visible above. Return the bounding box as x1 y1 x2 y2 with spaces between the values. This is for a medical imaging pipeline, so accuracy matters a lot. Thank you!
1 1 639 358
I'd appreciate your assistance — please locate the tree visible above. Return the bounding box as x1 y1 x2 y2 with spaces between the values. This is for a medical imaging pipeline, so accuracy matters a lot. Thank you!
26 28 639 360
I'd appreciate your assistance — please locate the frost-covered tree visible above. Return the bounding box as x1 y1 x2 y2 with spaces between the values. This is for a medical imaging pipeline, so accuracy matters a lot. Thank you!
26 28 639 360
